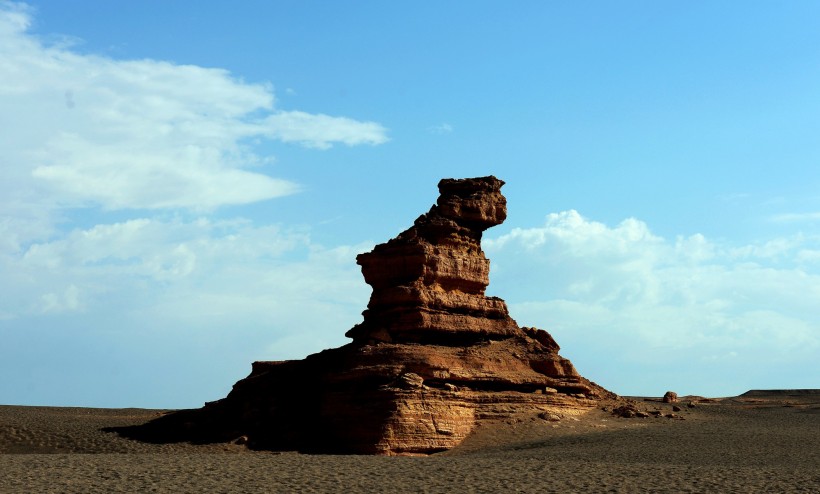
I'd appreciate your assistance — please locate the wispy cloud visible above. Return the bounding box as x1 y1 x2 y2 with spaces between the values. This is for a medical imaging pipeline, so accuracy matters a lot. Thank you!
428 122 453 134
768 212 820 223
262 111 388 149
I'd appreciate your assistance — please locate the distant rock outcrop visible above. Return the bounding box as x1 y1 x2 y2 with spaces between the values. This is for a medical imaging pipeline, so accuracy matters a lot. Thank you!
112 176 615 455
663 391 678 403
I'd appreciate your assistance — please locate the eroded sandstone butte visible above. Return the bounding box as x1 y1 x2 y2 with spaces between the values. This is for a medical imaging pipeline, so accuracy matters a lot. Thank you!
114 176 614 455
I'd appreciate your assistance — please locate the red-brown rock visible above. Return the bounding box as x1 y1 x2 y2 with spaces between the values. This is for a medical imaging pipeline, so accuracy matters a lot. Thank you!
663 391 679 403
347 176 514 344
111 176 615 455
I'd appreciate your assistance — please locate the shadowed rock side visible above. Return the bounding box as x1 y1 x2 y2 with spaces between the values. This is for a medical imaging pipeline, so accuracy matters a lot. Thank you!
110 176 615 455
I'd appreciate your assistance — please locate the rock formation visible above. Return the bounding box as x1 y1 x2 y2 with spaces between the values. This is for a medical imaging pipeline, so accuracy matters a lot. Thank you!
112 176 614 455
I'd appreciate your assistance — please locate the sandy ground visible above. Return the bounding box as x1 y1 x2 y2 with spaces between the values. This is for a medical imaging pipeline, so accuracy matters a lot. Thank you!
1 391 818 493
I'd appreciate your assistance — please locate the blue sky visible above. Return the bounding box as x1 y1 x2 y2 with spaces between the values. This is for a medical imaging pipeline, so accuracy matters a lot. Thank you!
2 1 819 408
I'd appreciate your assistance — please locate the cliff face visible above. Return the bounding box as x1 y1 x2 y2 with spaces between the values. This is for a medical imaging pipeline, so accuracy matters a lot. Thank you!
116 176 614 455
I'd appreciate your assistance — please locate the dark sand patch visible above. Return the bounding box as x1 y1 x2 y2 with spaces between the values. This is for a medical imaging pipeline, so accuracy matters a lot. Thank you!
2 392 819 493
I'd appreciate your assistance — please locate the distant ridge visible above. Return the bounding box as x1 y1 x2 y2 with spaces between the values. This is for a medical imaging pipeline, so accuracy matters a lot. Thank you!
740 389 820 397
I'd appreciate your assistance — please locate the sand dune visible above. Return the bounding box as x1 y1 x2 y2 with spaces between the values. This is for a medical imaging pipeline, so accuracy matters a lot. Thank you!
1 391 819 493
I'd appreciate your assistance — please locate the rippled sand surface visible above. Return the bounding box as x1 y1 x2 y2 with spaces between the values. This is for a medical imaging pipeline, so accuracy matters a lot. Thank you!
2 392 818 493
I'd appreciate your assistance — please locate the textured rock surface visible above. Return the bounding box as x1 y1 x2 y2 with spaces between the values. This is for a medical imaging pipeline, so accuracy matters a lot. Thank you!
347 176 515 345
114 176 615 455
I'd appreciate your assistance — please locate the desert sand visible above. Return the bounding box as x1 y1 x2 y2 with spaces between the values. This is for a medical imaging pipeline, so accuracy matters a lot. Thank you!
1 391 818 493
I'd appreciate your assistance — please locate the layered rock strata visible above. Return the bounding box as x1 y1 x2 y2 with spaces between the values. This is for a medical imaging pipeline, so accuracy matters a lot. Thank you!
347 176 515 345
114 176 614 455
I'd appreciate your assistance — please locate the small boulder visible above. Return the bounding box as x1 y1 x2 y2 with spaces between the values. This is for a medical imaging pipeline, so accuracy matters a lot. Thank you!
538 411 561 422
612 404 646 418
663 391 678 403
397 372 424 389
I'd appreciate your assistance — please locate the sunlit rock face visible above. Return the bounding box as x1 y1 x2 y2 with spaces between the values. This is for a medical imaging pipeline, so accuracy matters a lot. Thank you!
116 176 614 455
348 176 515 345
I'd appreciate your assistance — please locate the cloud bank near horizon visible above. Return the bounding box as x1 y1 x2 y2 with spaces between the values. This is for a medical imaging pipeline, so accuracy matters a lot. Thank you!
485 210 820 394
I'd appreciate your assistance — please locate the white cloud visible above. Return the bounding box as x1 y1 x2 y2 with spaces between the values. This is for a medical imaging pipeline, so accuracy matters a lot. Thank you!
262 111 388 149
0 4 387 218
0 212 372 407
40 284 80 314
486 210 820 394
2 214 369 329
0 4 387 406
